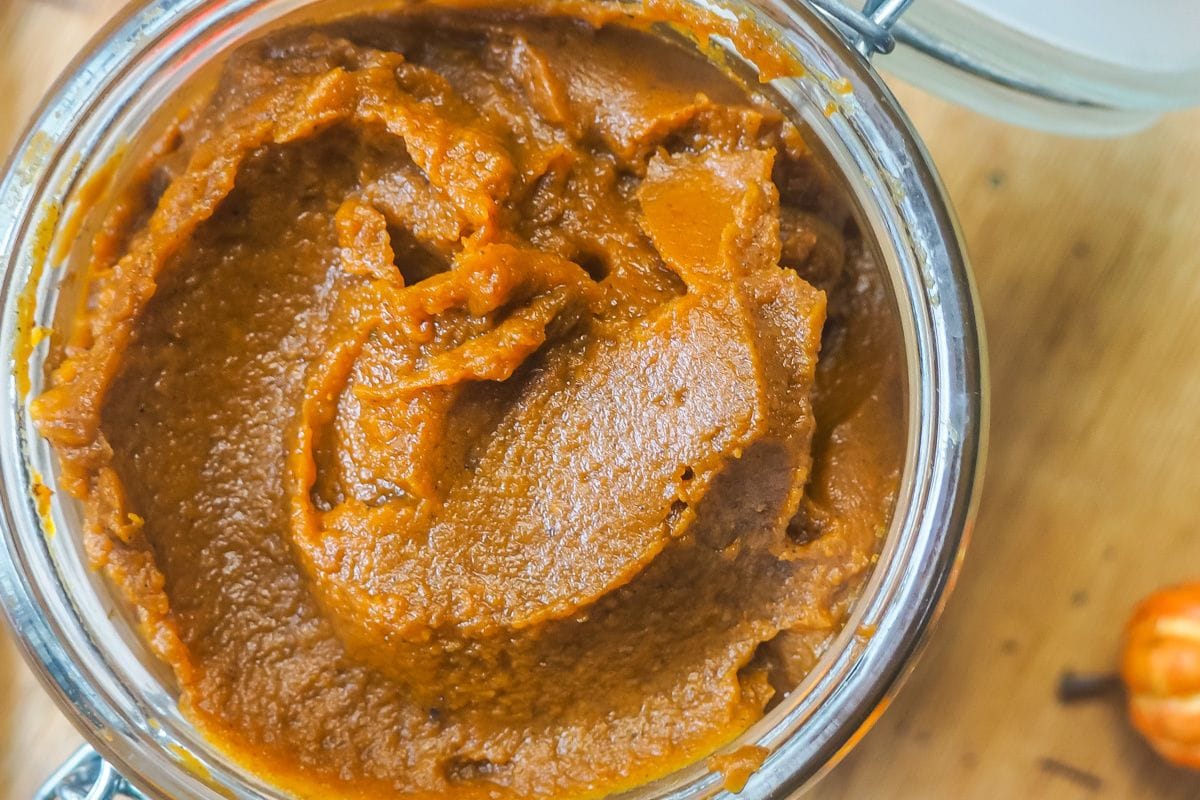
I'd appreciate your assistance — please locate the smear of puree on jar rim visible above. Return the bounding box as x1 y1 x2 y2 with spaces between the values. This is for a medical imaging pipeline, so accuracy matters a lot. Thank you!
30 2 903 797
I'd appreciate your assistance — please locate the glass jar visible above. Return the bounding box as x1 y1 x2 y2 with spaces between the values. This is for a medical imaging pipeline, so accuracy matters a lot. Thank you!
0 0 984 797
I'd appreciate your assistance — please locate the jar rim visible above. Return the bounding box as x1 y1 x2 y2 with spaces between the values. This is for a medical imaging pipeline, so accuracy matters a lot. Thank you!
0 1 986 797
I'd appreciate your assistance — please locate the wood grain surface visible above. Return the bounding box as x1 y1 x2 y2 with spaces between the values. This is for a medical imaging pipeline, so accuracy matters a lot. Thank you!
3 1 1200 798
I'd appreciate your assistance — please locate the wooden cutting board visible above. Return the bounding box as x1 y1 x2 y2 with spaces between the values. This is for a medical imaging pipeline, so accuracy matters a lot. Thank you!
3 1 1200 798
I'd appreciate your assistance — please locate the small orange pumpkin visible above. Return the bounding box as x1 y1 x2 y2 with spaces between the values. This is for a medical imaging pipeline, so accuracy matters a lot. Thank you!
1122 582 1200 769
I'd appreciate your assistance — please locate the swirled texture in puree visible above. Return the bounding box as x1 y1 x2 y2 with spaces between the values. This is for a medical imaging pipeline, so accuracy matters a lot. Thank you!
32 7 903 798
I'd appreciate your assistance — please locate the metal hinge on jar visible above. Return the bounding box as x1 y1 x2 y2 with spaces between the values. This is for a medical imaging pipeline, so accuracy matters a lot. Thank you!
35 745 145 800
807 0 914 57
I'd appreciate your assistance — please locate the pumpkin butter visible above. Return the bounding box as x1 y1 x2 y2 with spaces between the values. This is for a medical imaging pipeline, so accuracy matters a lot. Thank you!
32 4 904 798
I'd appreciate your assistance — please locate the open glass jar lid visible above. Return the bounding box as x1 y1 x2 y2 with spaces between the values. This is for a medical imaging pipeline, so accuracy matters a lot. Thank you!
818 0 1200 135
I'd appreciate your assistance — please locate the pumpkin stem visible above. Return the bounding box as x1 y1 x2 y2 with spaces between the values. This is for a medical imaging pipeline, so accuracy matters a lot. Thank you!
1057 670 1123 704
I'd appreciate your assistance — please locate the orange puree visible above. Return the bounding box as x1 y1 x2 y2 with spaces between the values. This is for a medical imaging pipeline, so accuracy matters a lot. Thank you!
32 5 903 798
